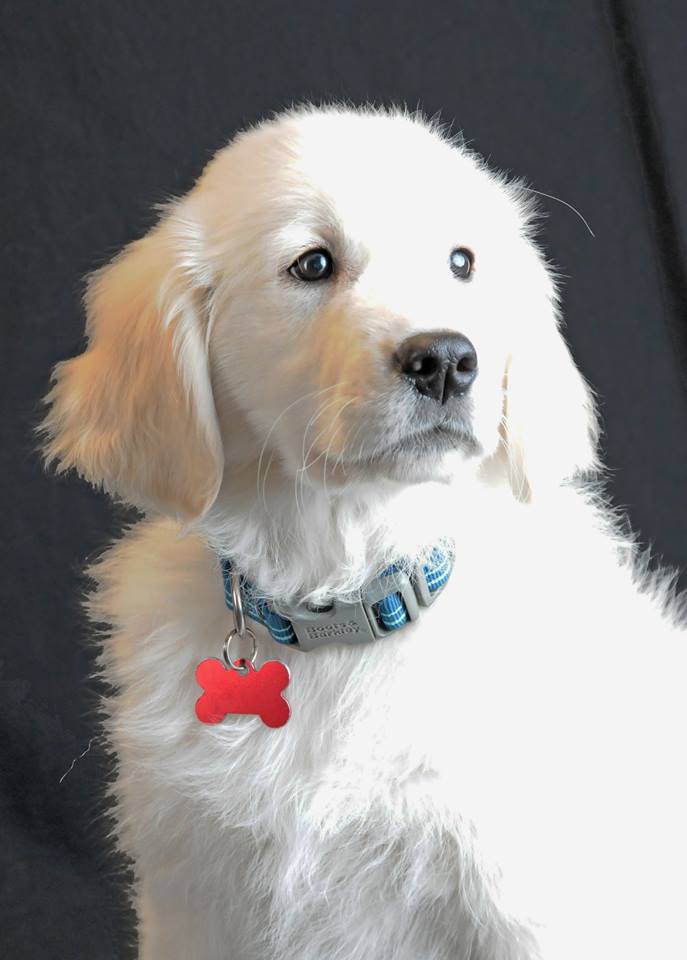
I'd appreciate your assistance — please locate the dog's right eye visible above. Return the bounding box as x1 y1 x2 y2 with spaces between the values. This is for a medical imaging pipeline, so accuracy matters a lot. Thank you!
289 249 334 282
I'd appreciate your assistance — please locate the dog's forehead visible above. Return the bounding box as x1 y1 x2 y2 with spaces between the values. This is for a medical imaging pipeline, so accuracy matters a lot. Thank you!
276 111 495 226
222 112 499 222
195 110 526 262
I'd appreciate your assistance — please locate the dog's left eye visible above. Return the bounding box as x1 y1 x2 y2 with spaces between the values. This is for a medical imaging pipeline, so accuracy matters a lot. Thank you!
449 247 474 280
289 249 334 282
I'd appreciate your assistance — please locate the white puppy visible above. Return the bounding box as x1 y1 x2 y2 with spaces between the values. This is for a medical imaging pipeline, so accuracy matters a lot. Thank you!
43 106 686 960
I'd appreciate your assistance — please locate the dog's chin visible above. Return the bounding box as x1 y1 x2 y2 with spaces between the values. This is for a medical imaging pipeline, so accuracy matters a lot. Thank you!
349 426 483 484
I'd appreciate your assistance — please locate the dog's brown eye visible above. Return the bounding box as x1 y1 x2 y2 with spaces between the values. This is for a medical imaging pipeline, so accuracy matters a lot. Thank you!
289 249 334 282
449 247 474 280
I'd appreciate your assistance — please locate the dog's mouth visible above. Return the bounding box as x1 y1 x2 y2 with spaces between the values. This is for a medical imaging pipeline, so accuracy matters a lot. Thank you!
351 420 482 471
388 423 481 457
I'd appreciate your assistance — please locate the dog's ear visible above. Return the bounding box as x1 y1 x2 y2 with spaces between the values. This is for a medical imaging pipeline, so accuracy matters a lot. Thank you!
41 212 223 520
502 292 599 502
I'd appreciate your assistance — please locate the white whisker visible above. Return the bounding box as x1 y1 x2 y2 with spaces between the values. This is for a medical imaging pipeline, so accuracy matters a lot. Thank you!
295 393 348 516
256 382 348 510
524 187 595 238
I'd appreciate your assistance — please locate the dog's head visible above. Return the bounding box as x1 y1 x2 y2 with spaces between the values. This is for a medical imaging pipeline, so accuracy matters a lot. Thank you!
42 106 598 520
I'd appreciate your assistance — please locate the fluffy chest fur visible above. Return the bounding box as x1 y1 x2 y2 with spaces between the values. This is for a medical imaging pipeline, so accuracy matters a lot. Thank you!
93 487 686 960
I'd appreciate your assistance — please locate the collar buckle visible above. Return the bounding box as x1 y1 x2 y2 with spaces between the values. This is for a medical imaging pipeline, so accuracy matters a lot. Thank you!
274 568 421 651
277 597 375 651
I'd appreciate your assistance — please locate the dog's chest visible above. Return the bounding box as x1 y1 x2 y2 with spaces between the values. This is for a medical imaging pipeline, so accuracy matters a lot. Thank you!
99 513 615 831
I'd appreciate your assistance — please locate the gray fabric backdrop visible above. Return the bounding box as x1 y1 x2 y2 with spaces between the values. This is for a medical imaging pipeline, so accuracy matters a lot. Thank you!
2 1 686 955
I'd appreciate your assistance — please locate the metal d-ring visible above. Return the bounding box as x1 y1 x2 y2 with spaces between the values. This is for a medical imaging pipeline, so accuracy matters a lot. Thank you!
222 626 258 672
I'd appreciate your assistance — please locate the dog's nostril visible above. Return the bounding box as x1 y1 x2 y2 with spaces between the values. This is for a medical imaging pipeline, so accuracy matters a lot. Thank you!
456 354 477 374
409 354 440 377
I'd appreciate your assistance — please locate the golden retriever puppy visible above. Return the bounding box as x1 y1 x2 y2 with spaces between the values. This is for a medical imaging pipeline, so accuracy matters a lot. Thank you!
43 105 686 960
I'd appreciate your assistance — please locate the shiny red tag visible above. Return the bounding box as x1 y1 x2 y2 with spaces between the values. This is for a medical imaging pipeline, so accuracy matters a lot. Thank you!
195 658 291 727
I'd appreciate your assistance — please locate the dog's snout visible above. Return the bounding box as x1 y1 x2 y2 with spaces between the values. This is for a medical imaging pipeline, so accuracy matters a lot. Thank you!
396 331 478 404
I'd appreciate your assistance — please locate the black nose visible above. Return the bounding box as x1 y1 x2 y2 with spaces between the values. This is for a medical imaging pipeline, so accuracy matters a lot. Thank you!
396 331 478 404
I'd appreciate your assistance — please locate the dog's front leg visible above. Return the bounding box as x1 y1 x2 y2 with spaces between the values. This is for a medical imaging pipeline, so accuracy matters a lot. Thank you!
133 816 543 960
137 872 262 960
137 879 226 960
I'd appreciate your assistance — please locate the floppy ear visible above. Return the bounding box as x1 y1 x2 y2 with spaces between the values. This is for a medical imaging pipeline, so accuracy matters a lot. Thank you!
502 301 599 502
41 213 223 520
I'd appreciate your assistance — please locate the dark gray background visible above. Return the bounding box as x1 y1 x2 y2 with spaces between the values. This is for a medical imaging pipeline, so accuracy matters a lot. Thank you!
1 1 686 956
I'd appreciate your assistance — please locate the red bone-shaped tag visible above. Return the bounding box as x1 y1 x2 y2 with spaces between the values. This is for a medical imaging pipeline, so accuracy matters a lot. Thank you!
195 658 291 727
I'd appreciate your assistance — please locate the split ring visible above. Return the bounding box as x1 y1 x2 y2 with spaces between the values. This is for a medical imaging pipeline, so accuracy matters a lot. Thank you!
222 626 258 672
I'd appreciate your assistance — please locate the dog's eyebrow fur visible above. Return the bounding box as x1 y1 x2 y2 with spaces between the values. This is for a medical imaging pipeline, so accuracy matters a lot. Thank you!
274 191 344 237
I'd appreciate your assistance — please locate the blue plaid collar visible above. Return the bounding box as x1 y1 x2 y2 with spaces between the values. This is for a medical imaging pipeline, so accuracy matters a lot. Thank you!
220 545 453 652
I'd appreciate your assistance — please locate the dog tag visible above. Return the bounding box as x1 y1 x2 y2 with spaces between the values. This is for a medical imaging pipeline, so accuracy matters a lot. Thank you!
195 657 291 727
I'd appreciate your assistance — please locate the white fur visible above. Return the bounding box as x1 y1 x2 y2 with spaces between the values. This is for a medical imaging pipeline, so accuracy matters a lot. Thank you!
45 106 686 959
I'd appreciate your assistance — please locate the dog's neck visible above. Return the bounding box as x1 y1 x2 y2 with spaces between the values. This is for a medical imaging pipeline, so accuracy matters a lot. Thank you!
200 459 496 605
